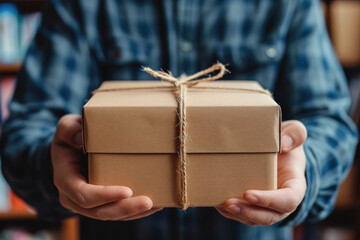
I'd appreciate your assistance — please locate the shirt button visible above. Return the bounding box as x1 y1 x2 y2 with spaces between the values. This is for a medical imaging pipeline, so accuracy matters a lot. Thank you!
180 41 193 52
266 47 277 58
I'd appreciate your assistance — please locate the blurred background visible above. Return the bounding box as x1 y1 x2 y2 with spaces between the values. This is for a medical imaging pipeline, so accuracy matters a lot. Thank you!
0 0 359 239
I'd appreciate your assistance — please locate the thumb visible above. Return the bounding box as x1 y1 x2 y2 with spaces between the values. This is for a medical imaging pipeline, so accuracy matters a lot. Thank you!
281 120 307 152
54 114 83 149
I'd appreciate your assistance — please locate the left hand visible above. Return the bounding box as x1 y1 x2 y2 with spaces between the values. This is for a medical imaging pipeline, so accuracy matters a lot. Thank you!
216 120 307 225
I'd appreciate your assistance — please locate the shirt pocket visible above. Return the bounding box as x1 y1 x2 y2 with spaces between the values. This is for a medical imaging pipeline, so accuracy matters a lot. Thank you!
98 36 154 80
216 40 285 89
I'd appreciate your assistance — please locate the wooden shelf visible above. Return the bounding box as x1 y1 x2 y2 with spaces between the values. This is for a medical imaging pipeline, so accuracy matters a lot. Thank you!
0 64 21 74
0 209 36 220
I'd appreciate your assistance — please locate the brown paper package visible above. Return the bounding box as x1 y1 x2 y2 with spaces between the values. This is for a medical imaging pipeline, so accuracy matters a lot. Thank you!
82 81 281 208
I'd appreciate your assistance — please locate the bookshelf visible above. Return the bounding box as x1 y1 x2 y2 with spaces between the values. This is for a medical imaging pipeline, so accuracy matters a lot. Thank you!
0 1 79 240
0 78 79 240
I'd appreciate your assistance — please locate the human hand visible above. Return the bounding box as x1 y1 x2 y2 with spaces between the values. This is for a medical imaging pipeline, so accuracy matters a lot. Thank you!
51 114 162 220
216 120 307 225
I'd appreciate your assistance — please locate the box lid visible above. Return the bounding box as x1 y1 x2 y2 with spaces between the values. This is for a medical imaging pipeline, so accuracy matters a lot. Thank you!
82 81 281 154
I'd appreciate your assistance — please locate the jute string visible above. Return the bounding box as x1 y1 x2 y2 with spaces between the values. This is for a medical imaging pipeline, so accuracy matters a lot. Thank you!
94 62 271 210
143 63 227 210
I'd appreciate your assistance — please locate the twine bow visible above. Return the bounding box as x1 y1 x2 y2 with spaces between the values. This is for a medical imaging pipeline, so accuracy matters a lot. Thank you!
142 63 227 89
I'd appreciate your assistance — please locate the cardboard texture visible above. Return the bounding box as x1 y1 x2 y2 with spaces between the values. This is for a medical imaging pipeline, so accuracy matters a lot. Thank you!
83 81 281 208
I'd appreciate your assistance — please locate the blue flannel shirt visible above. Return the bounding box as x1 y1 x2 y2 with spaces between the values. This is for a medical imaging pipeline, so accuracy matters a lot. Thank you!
1 0 358 239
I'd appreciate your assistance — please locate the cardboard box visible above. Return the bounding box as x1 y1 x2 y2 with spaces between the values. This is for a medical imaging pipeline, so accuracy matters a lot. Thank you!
82 81 281 208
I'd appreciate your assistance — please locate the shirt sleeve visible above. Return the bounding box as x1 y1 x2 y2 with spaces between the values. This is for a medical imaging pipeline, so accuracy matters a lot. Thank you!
274 0 358 225
0 0 100 221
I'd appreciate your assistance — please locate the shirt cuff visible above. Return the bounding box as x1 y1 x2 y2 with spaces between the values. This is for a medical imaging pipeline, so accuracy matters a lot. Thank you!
32 133 75 221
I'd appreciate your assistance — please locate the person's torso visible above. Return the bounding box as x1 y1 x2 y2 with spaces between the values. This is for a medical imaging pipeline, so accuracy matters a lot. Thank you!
73 1 296 239
77 0 293 92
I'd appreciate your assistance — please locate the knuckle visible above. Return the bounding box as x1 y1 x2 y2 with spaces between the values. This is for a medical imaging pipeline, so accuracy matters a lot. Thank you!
57 116 70 131
284 194 299 212
265 216 278 226
262 198 272 208
120 207 133 218
76 190 91 208
241 208 255 221
288 202 298 213
294 121 307 142
298 123 308 139
56 119 70 141
95 208 108 221
143 201 152 211
283 120 308 146
57 115 80 141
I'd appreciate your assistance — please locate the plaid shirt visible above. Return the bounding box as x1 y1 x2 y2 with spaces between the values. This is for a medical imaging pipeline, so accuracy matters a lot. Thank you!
1 0 358 239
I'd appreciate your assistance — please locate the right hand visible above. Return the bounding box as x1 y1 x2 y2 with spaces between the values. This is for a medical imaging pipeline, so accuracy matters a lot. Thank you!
51 114 162 220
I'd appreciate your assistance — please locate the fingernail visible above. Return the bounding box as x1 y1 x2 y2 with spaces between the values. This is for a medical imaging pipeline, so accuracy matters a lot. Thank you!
226 205 241 214
140 202 152 212
75 132 82 146
282 135 293 151
123 188 133 198
245 194 258 204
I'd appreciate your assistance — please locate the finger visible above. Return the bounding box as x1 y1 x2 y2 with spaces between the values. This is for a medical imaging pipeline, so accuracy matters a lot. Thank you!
55 114 82 149
60 194 153 221
59 177 133 209
215 207 257 225
223 199 288 226
52 144 133 209
121 208 163 221
281 120 307 152
242 184 304 213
